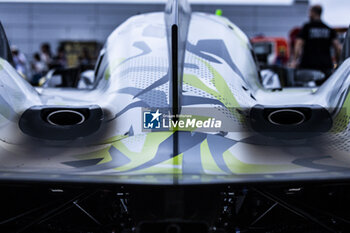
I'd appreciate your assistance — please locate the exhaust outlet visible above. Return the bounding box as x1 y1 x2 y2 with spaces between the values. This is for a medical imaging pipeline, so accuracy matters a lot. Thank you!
267 109 306 126
250 105 333 138
19 105 103 140
47 110 85 126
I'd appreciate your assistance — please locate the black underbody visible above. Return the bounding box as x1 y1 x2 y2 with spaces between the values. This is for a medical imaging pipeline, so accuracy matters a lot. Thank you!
0 181 349 233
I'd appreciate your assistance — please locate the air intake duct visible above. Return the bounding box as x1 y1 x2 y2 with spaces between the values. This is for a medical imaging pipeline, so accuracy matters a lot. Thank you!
19 105 103 140
250 105 332 138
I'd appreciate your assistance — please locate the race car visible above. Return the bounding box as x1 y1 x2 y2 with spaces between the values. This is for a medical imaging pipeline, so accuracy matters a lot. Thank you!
0 0 350 232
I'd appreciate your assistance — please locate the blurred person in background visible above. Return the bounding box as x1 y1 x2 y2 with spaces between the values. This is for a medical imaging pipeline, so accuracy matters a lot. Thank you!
79 47 93 71
11 45 28 78
40 43 52 70
291 5 342 84
52 46 67 69
79 47 91 66
31 53 45 86
275 47 288 66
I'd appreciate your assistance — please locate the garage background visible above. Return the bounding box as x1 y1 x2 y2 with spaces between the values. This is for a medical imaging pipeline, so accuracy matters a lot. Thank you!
1 0 309 56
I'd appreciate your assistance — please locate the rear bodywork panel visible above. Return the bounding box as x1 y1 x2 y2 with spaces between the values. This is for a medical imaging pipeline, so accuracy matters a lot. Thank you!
0 1 349 186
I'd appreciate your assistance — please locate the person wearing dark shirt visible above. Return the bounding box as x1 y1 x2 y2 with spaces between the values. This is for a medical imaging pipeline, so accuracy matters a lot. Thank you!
292 5 341 83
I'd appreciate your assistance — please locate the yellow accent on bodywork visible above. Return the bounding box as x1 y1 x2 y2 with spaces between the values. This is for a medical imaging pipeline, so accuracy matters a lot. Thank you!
0 59 4 71
332 91 350 133
184 60 242 120
112 132 173 172
203 60 240 108
200 139 225 173
104 67 111 80
38 77 46 86
183 73 239 109
104 58 126 80
0 58 6 65
110 58 126 71
74 146 112 163
184 60 240 108
184 74 216 98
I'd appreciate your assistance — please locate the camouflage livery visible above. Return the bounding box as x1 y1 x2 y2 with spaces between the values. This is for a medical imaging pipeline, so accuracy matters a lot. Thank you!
0 0 349 185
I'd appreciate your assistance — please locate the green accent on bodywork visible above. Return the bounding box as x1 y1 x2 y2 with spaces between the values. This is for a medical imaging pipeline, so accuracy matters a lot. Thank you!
184 74 216 97
167 153 183 166
173 151 182 168
223 150 297 174
104 67 110 80
0 59 4 70
200 139 225 173
96 147 114 164
105 58 126 80
184 59 240 108
184 60 242 120
73 146 112 163
332 91 350 133
112 132 173 172
110 58 126 71
203 60 240 108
